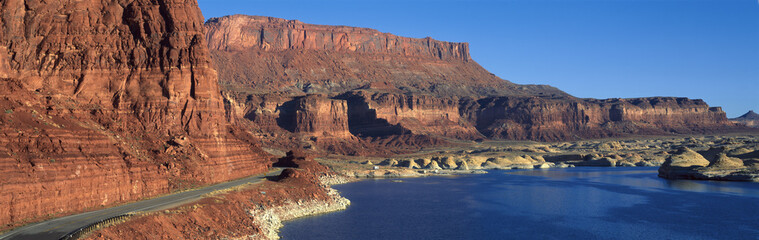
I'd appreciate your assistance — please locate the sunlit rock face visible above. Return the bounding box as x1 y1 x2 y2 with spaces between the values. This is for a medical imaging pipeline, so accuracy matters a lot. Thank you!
205 14 566 98
0 0 271 229
206 14 739 146
462 97 735 141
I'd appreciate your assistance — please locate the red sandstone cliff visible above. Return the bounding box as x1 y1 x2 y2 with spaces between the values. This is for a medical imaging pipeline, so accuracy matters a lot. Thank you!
338 91 482 140
293 95 353 139
205 14 739 146
205 15 566 98
238 93 424 156
0 0 270 229
461 97 735 141
206 15 470 62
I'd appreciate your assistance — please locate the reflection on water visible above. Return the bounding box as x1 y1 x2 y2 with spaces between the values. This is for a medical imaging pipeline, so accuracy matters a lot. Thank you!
665 178 759 195
280 167 759 240
506 167 657 179
508 167 759 197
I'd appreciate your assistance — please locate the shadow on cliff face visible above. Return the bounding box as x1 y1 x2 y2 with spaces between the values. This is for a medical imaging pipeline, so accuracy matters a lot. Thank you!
271 150 331 185
336 92 407 138
273 150 311 168
274 99 298 132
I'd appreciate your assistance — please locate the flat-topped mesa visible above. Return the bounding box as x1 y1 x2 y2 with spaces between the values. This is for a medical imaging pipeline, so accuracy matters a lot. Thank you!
205 15 470 62
603 97 730 126
462 96 735 141
206 14 738 145
205 14 567 98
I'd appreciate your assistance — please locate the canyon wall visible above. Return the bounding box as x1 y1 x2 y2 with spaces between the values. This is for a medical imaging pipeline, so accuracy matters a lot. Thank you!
205 15 566 98
206 14 738 148
293 95 353 139
206 15 470 62
238 94 373 155
462 97 734 141
338 91 482 140
237 92 455 155
241 94 354 139
0 0 270 229
605 98 729 128
1 0 221 134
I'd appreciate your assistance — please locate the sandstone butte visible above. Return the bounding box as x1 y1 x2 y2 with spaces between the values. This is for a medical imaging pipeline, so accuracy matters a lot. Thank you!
206 14 742 154
0 1 746 233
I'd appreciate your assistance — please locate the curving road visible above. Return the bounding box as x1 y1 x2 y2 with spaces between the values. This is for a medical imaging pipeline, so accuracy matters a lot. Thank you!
0 168 284 240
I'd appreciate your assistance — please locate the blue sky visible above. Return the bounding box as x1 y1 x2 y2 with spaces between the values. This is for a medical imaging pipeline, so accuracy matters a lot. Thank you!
198 0 759 118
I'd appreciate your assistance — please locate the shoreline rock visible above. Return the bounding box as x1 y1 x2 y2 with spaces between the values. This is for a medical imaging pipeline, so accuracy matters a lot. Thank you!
658 147 759 182
249 186 350 240
83 154 351 240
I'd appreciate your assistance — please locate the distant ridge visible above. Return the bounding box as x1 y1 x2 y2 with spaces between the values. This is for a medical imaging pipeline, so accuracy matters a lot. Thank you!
731 110 759 128
735 110 759 120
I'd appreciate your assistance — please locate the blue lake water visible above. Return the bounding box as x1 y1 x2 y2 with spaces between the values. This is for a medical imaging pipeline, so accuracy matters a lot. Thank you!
279 167 759 240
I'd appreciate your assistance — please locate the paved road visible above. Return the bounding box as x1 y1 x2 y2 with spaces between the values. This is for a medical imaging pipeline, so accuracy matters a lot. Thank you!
0 168 284 240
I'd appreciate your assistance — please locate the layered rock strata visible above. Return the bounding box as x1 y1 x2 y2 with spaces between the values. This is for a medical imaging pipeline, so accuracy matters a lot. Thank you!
205 15 565 97
1 0 223 134
206 14 740 147
292 95 352 139
461 97 735 141
206 15 471 61
240 94 383 155
0 0 270 229
338 91 482 139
